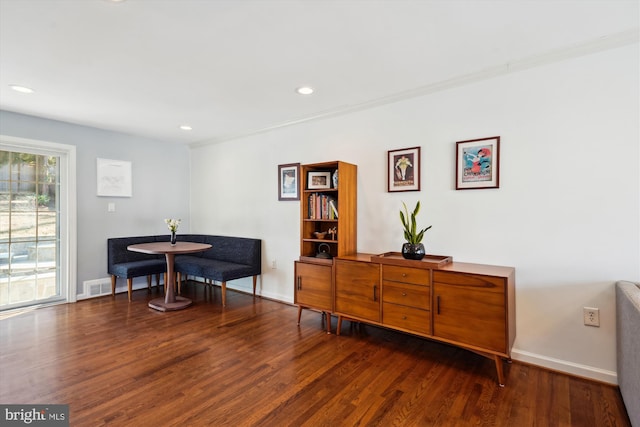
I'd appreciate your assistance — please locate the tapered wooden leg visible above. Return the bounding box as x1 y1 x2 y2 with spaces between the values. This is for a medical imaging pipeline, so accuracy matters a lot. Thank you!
221 281 227 307
297 306 303 325
155 274 160 288
325 312 331 334
111 275 117 296
494 355 505 387
127 278 133 302
147 275 152 292
252 275 257 296
336 316 343 336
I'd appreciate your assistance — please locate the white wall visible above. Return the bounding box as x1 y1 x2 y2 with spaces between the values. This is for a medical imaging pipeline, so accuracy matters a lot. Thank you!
190 44 639 383
0 111 191 294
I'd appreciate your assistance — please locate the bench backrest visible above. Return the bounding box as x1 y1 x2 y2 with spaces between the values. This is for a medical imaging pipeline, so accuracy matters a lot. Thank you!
107 236 159 267
108 234 261 274
202 235 261 271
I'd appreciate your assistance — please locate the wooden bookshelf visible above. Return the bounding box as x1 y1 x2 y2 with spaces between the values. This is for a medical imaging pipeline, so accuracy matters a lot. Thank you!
295 161 357 332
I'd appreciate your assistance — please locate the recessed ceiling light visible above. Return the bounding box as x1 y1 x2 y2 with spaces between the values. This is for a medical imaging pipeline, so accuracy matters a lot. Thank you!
296 86 314 95
179 125 192 131
10 85 34 94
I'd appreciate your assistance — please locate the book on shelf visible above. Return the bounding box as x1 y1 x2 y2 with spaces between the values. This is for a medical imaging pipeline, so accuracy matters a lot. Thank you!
329 199 338 219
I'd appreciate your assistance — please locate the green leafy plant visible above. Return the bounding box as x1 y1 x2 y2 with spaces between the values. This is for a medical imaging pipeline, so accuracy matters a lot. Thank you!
400 201 432 244
36 194 50 206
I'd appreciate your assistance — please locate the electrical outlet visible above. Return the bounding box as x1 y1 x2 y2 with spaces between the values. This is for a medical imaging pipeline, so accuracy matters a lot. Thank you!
583 307 600 327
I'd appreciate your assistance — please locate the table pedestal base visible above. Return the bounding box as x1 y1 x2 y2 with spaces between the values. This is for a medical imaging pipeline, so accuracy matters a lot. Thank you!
148 296 192 312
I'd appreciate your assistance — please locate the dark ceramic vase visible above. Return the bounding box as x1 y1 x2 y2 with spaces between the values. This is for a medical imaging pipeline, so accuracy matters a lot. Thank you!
402 243 425 260
170 231 177 246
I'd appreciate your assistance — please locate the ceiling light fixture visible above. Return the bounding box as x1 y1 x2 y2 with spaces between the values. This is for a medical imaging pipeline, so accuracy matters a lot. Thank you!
296 86 314 95
179 125 193 131
10 85 34 94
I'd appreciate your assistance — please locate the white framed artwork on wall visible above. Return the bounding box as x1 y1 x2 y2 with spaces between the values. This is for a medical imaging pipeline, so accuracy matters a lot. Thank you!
96 158 132 197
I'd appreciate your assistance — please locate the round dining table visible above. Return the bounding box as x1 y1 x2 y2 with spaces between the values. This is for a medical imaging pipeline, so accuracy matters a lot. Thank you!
127 241 211 312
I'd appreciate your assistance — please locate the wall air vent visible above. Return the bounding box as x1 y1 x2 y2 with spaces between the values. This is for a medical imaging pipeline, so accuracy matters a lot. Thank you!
80 278 112 299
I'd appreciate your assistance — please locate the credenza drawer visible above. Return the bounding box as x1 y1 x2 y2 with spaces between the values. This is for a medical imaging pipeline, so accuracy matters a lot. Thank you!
382 281 430 310
382 303 431 335
433 270 504 293
382 265 430 285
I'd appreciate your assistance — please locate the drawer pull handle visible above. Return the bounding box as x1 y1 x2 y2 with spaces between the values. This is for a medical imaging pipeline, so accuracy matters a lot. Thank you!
402 292 407 296
437 295 441 314
297 277 301 290
373 285 377 302
402 273 407 277
402 316 407 320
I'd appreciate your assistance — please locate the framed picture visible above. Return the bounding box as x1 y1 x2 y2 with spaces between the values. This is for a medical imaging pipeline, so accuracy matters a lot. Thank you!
307 171 332 190
388 146 420 192
97 158 132 197
456 136 500 190
278 163 300 201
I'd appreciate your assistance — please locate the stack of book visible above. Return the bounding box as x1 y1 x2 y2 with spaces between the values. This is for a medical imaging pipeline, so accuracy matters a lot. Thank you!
308 193 338 219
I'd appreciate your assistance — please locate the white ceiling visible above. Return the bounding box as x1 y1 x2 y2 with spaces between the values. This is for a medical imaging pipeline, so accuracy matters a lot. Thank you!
0 0 638 145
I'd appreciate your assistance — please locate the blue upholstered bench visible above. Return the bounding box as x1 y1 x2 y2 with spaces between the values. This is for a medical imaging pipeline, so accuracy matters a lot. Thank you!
107 234 262 305
107 236 167 301
174 234 262 307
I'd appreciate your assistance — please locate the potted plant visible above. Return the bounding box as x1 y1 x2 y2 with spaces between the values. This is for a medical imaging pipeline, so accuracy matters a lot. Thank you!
399 201 432 260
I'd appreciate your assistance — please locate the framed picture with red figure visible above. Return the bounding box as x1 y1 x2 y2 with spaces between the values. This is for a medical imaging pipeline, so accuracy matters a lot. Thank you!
456 136 500 190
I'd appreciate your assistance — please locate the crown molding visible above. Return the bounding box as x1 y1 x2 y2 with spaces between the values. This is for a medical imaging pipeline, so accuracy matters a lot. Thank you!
190 28 639 148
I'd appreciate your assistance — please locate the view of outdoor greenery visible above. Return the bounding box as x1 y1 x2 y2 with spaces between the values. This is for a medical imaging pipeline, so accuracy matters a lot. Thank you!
0 151 60 309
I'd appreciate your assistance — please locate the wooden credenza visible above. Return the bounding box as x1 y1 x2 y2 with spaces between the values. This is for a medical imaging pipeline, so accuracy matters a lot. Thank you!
334 253 516 386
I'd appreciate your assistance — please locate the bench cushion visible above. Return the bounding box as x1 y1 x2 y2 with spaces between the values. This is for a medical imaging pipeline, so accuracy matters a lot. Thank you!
175 256 255 282
110 259 166 278
201 260 256 282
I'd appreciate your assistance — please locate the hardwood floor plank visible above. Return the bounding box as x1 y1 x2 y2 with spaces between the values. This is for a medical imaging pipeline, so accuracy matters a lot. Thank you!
0 282 632 426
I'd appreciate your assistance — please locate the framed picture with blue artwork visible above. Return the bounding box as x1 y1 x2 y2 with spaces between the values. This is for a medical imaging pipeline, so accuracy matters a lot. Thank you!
456 136 500 190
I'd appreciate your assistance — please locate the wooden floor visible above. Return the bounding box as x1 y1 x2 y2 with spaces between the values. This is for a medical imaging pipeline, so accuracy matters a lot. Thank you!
0 282 631 427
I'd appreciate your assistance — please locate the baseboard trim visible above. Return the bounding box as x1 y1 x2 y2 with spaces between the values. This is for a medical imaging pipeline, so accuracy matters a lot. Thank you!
511 348 618 385
180 277 294 305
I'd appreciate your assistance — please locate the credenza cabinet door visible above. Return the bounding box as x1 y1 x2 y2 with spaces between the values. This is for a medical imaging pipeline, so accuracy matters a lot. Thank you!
335 259 380 322
295 261 333 312
432 271 507 354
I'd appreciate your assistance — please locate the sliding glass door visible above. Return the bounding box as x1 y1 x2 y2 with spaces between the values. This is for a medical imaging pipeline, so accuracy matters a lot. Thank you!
0 149 63 310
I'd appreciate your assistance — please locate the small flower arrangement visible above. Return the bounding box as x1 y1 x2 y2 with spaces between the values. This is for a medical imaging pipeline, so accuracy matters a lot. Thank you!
164 218 181 233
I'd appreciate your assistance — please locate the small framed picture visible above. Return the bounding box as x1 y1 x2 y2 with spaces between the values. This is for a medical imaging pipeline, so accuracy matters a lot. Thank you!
278 163 300 201
456 136 500 190
388 146 420 192
307 171 332 190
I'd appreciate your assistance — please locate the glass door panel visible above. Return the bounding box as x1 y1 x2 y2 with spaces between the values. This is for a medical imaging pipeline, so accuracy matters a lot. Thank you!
0 150 61 310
